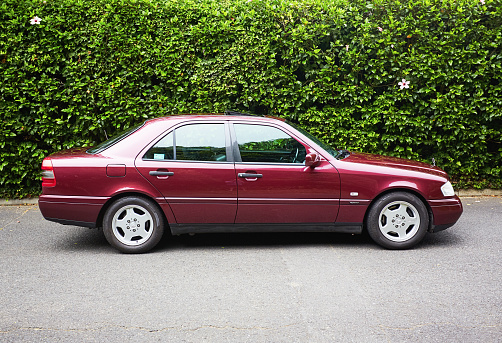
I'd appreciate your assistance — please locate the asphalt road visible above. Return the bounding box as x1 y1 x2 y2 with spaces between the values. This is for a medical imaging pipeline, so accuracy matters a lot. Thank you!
1 197 501 342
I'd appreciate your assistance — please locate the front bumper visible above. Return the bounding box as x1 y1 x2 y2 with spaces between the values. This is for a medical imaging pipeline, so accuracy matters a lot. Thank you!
428 195 463 233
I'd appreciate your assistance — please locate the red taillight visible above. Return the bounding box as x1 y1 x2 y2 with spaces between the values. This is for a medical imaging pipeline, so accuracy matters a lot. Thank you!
41 158 56 187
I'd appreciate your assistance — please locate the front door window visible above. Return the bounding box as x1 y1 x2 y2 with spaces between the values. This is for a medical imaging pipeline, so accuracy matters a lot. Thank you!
234 124 306 164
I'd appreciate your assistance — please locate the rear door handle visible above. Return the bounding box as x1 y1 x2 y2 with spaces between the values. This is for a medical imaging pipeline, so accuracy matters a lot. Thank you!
149 171 174 176
238 173 263 178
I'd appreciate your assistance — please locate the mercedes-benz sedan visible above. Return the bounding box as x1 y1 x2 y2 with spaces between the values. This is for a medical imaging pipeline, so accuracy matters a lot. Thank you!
39 114 463 253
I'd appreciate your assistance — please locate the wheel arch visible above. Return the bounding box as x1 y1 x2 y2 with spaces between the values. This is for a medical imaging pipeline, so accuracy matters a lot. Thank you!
96 192 170 231
363 188 434 232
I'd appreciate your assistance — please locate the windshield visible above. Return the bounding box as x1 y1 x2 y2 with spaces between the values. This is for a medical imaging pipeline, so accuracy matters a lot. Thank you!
288 122 350 160
87 122 144 154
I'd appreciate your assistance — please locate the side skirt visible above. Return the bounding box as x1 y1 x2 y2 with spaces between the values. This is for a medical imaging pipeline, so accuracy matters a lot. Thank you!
169 223 363 235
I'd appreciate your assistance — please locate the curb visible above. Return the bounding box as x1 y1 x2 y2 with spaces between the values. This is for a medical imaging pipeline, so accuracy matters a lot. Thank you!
0 198 39 206
456 189 502 197
1 190 501 206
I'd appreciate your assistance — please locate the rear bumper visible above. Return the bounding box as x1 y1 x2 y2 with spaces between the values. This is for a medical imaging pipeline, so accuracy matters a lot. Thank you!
428 196 463 233
39 195 109 228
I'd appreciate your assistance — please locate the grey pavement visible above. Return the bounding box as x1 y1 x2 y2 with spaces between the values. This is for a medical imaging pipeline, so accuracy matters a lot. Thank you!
0 197 501 342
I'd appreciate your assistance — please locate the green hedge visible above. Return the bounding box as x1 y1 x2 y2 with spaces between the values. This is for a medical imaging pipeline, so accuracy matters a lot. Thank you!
1 0 501 198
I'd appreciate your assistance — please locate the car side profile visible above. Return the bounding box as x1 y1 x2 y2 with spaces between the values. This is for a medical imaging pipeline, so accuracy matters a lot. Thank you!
39 114 463 253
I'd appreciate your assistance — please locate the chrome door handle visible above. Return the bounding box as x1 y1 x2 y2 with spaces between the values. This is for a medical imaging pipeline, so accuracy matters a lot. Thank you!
238 173 262 178
149 171 174 176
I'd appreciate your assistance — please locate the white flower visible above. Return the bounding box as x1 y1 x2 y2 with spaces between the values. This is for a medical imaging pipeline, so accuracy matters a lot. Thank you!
30 16 42 25
391 44 394 48
480 0 485 4
378 27 383 32
345 45 349 51
398 79 410 89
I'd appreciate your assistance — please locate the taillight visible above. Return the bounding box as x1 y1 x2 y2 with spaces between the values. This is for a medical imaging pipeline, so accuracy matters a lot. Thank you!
41 158 56 187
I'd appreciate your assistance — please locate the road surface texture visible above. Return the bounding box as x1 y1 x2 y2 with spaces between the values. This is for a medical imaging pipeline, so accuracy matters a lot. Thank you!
1 197 501 342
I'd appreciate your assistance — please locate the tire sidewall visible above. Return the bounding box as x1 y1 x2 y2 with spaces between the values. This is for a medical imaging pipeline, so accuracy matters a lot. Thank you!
367 192 429 250
103 197 165 253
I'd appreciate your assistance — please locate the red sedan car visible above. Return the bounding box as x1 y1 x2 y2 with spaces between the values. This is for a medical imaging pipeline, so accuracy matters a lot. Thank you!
39 114 462 253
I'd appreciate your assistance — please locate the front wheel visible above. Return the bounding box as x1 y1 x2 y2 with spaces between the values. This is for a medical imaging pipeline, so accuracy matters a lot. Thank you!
103 196 165 253
366 192 429 250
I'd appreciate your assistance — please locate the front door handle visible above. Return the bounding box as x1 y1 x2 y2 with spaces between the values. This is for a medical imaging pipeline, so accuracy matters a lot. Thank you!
149 171 174 176
238 173 263 178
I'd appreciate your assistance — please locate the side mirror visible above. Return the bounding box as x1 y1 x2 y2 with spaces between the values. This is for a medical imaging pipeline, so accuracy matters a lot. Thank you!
305 152 320 168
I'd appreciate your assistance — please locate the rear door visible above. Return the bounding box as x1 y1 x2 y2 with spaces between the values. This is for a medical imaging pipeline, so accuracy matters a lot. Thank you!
232 122 340 224
135 121 237 224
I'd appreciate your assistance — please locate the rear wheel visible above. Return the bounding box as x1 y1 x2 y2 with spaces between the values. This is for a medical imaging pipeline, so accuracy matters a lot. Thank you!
366 192 428 249
103 196 165 253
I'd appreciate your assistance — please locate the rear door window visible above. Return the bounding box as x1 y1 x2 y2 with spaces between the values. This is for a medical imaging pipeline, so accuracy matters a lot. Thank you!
144 123 227 162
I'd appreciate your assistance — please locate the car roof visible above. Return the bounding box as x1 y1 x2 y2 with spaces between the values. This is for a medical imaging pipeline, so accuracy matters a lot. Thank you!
145 113 286 125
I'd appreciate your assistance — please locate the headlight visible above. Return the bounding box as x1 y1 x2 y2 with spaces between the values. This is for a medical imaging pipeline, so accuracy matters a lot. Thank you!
441 181 455 197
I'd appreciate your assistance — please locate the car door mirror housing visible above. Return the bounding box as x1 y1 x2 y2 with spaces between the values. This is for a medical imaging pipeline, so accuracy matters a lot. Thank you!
305 152 320 168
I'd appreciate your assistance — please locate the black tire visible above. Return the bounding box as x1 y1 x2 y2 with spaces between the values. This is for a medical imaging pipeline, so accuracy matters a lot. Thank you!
103 196 165 253
366 192 429 250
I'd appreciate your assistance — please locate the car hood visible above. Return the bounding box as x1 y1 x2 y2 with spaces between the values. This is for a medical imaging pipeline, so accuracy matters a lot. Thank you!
342 152 448 178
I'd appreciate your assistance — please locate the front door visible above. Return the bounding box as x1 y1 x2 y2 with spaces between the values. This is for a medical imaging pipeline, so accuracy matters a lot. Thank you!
232 123 340 224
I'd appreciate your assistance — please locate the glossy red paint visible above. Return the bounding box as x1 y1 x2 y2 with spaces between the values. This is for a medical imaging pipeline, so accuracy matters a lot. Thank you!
135 159 237 223
106 164 126 177
343 152 448 178
39 114 463 251
39 195 108 226
234 160 339 223
428 198 464 229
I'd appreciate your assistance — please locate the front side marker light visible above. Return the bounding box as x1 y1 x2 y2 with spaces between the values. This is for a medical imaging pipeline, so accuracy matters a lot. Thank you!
441 181 455 197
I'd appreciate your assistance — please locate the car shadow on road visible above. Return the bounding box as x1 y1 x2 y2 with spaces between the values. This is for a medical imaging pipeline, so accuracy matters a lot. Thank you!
56 229 377 253
159 230 463 252
54 227 463 253
420 230 464 248
53 227 111 253
157 231 376 252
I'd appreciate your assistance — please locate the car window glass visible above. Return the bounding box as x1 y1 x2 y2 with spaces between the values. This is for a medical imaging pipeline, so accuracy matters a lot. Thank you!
234 124 306 163
144 123 227 162
287 121 341 158
144 132 174 160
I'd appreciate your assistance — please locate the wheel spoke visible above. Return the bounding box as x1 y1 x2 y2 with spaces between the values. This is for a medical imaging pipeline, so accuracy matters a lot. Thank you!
135 225 150 238
132 212 149 227
393 226 409 238
406 214 419 226
115 212 128 226
122 229 136 242
396 206 410 219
